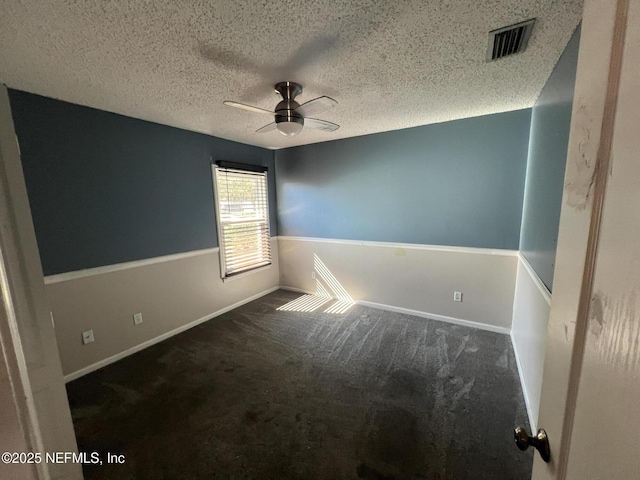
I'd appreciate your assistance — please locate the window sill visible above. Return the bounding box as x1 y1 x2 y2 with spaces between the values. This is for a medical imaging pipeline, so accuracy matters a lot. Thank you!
221 263 272 283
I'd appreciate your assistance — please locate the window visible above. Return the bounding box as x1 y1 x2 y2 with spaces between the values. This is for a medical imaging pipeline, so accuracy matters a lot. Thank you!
212 163 271 279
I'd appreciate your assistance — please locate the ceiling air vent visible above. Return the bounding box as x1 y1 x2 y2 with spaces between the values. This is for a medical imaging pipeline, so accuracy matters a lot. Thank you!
487 19 535 61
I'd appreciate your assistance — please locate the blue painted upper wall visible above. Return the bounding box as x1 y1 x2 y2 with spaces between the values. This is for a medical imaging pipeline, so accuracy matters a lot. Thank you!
520 25 581 291
9 90 276 276
275 109 531 250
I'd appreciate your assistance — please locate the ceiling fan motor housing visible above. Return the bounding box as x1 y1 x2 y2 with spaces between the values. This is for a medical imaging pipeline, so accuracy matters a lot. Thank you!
275 99 303 123
274 82 304 135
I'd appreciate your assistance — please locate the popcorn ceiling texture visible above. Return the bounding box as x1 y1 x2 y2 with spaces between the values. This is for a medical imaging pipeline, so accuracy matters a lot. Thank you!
0 0 583 149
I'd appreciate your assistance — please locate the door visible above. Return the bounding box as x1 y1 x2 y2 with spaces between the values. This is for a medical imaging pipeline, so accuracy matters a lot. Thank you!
531 0 640 478
0 85 82 479
0 293 37 480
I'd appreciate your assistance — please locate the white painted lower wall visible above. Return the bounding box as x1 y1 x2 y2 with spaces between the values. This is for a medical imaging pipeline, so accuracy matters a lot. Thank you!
46 239 279 381
277 236 518 333
49 234 546 437
510 252 552 431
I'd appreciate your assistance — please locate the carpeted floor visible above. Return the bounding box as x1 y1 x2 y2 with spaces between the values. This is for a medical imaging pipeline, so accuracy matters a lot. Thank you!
66 289 532 479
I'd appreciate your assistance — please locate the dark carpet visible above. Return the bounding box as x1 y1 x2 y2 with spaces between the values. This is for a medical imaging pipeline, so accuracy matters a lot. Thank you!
66 289 532 479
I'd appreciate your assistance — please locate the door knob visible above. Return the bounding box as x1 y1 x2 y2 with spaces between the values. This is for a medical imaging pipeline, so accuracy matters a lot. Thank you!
514 426 551 462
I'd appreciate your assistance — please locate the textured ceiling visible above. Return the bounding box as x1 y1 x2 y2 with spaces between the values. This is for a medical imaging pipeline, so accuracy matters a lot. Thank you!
0 0 583 149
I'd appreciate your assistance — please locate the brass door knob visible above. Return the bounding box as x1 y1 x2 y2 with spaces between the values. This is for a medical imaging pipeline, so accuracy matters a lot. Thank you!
514 426 551 462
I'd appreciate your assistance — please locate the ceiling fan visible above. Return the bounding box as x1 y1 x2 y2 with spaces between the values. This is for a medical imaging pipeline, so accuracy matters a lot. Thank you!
223 82 339 136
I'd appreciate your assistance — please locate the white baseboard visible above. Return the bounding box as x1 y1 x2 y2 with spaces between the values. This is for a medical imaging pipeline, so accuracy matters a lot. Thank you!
356 300 510 335
279 285 312 295
65 283 511 384
63 286 279 383
510 332 537 431
279 285 510 335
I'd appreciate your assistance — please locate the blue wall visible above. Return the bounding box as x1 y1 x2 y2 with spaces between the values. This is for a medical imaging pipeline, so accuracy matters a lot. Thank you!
9 90 276 276
520 25 581 291
275 109 531 250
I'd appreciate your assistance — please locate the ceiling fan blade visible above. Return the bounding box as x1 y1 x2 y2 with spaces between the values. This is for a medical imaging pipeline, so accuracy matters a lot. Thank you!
294 96 337 117
256 122 277 133
223 101 273 115
304 117 340 132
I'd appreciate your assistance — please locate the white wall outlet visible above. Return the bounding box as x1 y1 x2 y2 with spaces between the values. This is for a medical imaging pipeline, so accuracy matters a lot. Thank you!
133 312 143 325
82 329 94 345
311 271 316 279
453 291 463 302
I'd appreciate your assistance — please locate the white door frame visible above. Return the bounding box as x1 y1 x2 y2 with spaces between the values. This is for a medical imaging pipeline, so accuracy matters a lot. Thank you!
532 0 629 478
0 84 83 480
0 266 38 480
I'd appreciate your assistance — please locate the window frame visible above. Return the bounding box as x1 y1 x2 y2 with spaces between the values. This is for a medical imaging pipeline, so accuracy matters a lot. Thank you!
211 163 272 281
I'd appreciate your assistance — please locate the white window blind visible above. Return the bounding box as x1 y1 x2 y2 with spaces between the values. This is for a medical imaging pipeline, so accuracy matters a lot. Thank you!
213 166 271 278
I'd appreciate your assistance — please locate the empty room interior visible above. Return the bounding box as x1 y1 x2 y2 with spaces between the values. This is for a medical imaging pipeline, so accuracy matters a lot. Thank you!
3 1 639 479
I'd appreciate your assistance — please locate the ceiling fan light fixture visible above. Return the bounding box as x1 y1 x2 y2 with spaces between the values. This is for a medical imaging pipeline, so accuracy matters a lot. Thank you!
275 116 304 136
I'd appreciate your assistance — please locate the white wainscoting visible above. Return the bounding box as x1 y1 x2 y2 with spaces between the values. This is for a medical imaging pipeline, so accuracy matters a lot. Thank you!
51 234 546 438
510 252 552 431
277 236 518 333
46 240 279 380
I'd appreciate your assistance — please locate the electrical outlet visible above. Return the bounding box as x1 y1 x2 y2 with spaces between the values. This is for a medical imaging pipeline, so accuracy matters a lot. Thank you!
82 329 94 345
133 313 143 325
453 291 463 302
311 271 316 279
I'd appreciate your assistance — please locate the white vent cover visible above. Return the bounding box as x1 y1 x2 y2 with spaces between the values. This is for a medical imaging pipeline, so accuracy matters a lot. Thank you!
487 19 536 61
